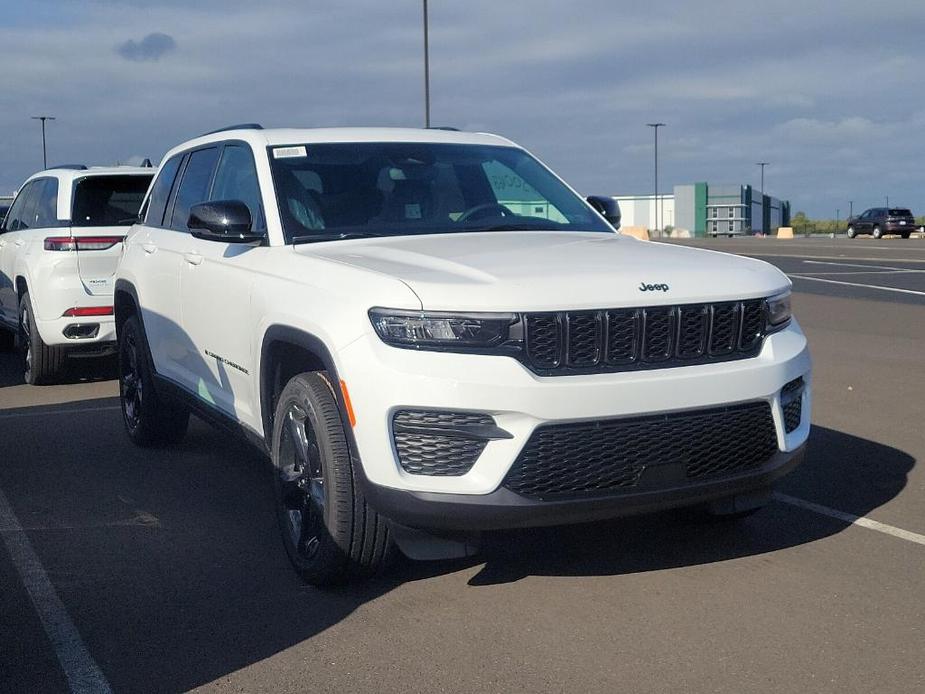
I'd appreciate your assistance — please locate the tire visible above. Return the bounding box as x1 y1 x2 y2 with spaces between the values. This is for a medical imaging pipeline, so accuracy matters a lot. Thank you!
901 232 911 239
847 226 856 239
118 314 189 446
19 292 66 385
272 371 391 586
873 226 883 239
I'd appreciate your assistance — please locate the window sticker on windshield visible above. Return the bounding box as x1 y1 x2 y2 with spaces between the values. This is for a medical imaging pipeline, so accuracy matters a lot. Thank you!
404 203 422 219
272 146 307 159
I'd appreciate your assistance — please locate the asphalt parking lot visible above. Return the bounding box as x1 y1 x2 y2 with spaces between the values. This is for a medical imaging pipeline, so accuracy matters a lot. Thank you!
1 237 923 693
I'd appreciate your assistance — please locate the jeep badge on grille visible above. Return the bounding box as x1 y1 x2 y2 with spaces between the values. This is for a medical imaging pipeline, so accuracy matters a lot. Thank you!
639 282 669 292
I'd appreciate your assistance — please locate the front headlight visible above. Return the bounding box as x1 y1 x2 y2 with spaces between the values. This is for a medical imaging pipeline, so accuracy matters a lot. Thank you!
766 290 792 331
369 308 516 349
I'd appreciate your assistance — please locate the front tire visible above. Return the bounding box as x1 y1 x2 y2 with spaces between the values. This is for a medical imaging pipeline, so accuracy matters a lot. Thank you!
118 315 189 446
19 292 65 385
272 372 390 585
873 226 883 239
847 226 856 239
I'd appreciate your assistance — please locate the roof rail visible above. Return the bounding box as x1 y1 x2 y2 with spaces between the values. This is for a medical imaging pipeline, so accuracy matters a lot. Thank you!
48 164 88 171
427 126 460 131
200 123 264 137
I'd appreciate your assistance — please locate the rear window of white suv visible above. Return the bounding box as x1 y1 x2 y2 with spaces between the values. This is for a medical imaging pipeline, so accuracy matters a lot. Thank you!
72 175 153 227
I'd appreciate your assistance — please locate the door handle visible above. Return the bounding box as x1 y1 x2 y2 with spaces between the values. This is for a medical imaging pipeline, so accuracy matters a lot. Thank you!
141 243 157 254
14 240 24 247
184 252 203 266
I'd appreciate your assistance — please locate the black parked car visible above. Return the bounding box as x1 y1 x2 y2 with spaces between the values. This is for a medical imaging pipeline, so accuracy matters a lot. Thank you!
847 207 916 239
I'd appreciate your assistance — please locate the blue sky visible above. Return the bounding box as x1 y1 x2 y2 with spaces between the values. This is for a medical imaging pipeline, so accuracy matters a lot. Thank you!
2 0 924 217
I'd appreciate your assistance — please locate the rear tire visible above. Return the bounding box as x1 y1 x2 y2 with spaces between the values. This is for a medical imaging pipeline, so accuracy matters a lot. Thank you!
901 231 911 239
19 292 66 385
118 314 189 446
272 371 391 586
847 226 856 239
873 226 883 239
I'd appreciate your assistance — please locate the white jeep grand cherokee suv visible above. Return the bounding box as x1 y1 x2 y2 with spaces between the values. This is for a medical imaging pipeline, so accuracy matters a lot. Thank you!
115 125 811 585
0 165 154 383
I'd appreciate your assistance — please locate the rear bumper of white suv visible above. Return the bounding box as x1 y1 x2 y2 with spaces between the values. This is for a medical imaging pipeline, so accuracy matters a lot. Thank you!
338 318 811 530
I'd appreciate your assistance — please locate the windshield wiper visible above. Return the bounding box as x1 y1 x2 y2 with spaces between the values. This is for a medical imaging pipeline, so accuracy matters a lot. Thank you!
291 231 386 244
459 223 554 232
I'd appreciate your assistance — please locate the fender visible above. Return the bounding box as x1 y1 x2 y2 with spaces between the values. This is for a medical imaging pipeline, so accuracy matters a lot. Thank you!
258 325 352 442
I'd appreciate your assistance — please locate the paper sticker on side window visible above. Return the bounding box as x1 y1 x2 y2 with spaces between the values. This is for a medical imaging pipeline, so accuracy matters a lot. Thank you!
273 146 307 159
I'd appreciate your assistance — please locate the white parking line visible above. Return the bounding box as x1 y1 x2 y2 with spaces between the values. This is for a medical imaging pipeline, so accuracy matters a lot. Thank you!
0 485 112 694
0 405 121 421
773 492 925 547
803 260 925 273
787 274 925 297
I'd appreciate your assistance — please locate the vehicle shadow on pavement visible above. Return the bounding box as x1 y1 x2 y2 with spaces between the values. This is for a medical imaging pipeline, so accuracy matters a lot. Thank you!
0 346 116 388
466 425 914 586
0 335 914 693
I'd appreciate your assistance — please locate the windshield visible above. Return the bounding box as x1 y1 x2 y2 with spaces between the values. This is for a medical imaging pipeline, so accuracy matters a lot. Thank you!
71 174 153 227
267 142 612 242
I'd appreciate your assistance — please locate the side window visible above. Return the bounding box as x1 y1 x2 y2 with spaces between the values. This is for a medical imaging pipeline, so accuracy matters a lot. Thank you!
144 154 183 227
2 184 33 232
481 160 567 223
210 144 266 231
34 178 59 228
169 147 219 231
5 181 40 232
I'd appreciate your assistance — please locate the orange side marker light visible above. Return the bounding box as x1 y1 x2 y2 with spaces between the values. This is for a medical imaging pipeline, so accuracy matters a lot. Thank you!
339 379 356 428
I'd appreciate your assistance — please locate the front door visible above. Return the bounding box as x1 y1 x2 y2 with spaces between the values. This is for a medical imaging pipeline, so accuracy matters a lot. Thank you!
180 142 268 429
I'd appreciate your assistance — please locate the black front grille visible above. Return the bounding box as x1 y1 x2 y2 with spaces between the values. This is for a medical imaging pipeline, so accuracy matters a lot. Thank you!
502 402 778 500
392 410 495 476
522 299 767 375
781 377 804 433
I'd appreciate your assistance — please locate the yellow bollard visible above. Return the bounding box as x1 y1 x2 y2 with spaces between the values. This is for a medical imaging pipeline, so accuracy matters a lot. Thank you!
776 227 794 239
620 226 650 241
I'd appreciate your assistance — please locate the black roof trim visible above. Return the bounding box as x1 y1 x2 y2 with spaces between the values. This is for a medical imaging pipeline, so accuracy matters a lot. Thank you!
48 164 88 171
200 123 264 137
427 126 460 131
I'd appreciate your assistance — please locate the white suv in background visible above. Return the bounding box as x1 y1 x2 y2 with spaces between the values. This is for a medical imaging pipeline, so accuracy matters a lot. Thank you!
0 166 154 383
115 125 811 585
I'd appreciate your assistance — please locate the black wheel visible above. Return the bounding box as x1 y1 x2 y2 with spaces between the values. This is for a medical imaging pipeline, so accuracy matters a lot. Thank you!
272 372 390 585
847 226 856 239
873 226 883 239
19 292 66 385
118 315 189 446
901 231 911 239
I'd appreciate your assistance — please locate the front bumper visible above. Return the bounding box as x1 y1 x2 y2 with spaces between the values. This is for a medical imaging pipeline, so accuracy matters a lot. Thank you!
339 318 811 496
359 445 805 531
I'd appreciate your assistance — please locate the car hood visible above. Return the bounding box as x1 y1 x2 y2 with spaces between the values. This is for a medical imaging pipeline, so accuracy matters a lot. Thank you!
298 231 790 311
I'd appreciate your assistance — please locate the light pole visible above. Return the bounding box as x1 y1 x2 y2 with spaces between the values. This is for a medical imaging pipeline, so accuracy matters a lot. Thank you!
885 195 889 208
836 208 839 236
849 200 853 220
646 123 665 232
423 0 430 128
31 115 56 169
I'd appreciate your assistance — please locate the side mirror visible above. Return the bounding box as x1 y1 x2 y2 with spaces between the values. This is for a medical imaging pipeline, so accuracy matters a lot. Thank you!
188 200 262 243
586 195 621 230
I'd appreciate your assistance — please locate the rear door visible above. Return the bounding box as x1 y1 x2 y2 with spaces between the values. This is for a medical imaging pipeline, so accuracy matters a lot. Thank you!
71 174 153 297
